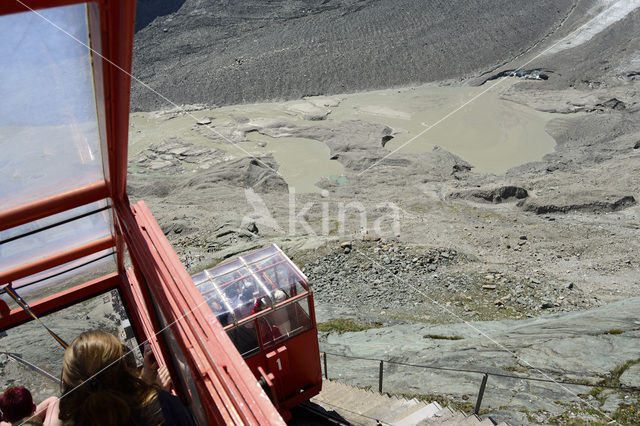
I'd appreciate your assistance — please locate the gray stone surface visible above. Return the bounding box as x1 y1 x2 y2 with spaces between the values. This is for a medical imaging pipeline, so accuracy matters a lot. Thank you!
620 363 640 388
319 297 640 422
116 2 640 424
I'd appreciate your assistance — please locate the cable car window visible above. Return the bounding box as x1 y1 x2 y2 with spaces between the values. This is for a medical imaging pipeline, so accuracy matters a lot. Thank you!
0 202 114 275
259 297 313 350
0 289 138 404
192 244 310 329
0 3 105 209
227 322 260 358
149 293 207 426
251 259 307 299
1 249 116 305
196 266 273 325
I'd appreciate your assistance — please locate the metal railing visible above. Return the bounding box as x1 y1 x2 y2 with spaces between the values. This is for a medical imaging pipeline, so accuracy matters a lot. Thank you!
321 351 640 415
0 351 60 385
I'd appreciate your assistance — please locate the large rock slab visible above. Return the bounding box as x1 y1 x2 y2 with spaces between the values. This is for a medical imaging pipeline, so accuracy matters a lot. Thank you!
320 297 640 422
518 191 636 214
620 363 640 388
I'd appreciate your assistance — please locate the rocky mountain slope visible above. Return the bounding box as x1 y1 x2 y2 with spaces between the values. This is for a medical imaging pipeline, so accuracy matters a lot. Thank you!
132 0 574 110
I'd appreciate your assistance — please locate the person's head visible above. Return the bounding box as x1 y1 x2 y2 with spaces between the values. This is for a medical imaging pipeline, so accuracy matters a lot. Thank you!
255 297 268 312
241 286 254 301
0 386 36 423
209 297 223 312
59 330 157 426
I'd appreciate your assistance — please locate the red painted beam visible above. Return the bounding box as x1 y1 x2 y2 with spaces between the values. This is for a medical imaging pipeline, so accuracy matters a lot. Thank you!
116 202 239 424
121 266 186 400
0 181 109 232
0 0 89 16
0 236 115 284
0 272 121 330
102 0 135 203
117 200 285 425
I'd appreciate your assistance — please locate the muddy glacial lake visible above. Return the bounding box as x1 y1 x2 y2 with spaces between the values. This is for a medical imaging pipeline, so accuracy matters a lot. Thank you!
130 79 557 192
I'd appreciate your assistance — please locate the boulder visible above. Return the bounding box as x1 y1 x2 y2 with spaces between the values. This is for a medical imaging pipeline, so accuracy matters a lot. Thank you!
449 185 529 203
518 192 636 214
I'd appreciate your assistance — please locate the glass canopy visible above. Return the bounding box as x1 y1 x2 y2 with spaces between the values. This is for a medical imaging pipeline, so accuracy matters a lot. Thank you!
0 3 114 305
191 245 309 326
0 3 103 209
0 200 113 273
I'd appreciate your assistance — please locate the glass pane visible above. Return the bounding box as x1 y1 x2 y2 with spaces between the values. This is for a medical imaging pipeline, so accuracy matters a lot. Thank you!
258 309 288 350
149 290 206 425
250 256 307 298
0 202 113 273
227 323 260 358
192 245 310 327
256 298 312 350
1 249 116 305
0 290 137 404
195 266 252 324
0 3 104 208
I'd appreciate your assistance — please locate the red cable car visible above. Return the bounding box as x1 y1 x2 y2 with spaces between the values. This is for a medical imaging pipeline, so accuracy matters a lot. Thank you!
0 0 319 424
191 245 322 417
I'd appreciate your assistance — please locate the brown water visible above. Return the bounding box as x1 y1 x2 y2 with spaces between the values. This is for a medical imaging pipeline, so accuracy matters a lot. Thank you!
239 134 342 193
130 106 344 193
328 79 556 174
129 79 557 192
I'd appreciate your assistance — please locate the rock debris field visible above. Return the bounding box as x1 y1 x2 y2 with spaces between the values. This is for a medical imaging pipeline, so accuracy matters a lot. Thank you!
304 239 597 324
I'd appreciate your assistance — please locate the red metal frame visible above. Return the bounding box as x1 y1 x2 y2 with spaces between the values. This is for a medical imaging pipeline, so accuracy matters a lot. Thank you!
98 1 135 204
243 295 322 414
117 200 284 425
0 272 121 330
121 266 186 400
0 1 288 424
0 236 115 284
0 181 109 232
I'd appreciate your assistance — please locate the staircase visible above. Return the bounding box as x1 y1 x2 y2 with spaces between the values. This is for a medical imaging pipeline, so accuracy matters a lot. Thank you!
309 380 508 426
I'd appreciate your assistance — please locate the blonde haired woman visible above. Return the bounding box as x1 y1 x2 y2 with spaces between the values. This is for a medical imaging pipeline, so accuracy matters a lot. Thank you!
58 330 194 426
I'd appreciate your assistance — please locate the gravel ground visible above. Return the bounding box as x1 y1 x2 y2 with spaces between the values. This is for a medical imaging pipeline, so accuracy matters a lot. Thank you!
304 239 597 325
122 3 640 422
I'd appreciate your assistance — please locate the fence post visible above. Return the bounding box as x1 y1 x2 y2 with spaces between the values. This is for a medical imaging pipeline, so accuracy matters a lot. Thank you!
474 373 488 415
323 352 328 379
378 360 384 393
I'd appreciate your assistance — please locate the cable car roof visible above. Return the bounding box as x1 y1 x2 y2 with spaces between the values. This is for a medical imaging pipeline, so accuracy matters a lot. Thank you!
191 244 310 325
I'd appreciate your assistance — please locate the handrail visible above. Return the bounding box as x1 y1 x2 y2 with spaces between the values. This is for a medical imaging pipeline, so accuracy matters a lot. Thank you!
321 350 640 415
0 351 61 385
321 350 640 391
